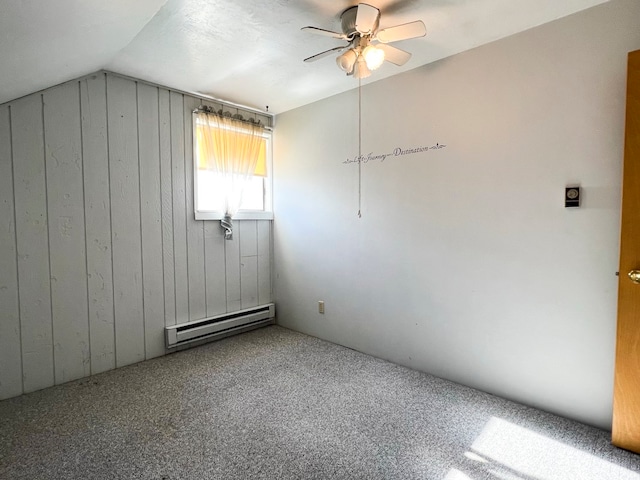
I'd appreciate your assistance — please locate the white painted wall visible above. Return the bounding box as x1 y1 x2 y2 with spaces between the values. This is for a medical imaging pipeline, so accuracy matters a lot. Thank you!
0 72 273 400
273 0 640 429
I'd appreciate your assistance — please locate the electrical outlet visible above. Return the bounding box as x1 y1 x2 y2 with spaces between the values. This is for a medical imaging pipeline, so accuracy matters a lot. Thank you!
318 301 325 314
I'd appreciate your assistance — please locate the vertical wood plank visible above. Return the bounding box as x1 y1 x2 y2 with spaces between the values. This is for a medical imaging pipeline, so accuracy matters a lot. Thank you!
0 104 22 399
43 82 90 383
170 91 189 323
138 83 165 359
11 94 55 393
184 95 206 320
81 73 115 375
225 223 242 312
240 220 258 309
159 88 175 328
204 222 227 317
257 220 272 305
107 75 145 367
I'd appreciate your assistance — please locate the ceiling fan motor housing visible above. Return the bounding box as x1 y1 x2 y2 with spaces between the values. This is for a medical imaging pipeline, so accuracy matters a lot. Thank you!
341 5 380 38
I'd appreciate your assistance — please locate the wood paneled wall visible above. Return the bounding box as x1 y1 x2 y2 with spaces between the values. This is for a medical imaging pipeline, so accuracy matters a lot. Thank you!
0 72 272 400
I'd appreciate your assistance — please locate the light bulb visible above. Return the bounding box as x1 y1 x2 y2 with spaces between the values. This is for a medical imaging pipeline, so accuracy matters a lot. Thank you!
353 56 371 79
336 49 358 73
362 45 385 70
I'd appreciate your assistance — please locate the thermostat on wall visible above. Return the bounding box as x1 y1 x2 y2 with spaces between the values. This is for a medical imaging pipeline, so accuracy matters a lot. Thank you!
565 186 580 208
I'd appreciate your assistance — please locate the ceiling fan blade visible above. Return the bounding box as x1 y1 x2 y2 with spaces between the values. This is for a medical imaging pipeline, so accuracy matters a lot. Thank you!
355 3 380 34
303 45 348 63
376 44 412 66
376 20 426 44
301 26 347 40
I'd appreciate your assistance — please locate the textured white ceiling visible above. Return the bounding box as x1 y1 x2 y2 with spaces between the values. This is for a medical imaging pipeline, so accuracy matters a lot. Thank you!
0 0 609 113
0 0 167 105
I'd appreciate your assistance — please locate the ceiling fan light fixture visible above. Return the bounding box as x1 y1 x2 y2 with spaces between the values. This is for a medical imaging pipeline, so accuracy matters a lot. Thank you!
362 44 385 70
353 55 372 79
336 48 358 73
302 2 426 79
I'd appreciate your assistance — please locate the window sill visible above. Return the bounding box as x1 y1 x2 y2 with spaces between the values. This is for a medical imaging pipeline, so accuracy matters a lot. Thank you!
195 211 274 221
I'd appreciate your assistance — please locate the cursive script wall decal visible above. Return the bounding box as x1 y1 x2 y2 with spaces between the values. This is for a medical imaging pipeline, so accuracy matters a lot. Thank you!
343 143 447 165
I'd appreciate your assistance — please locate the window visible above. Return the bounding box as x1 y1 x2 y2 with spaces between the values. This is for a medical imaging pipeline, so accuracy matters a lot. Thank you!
193 109 273 222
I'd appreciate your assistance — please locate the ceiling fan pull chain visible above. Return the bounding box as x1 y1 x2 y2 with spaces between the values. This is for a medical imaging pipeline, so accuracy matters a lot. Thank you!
358 78 362 219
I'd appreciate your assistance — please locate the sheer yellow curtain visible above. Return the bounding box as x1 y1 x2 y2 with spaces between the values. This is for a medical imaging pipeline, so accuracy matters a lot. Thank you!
196 115 267 176
195 111 266 239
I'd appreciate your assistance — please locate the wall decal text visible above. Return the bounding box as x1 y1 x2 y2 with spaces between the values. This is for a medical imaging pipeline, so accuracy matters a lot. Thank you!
343 143 446 164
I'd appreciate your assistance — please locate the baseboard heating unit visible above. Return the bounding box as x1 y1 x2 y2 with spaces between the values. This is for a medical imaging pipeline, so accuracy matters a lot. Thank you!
165 303 275 349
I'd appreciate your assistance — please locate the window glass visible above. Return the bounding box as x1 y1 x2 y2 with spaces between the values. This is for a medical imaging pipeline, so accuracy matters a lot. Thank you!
194 115 272 220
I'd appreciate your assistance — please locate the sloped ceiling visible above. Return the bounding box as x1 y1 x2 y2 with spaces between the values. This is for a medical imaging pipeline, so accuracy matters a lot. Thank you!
0 0 609 114
0 0 167 105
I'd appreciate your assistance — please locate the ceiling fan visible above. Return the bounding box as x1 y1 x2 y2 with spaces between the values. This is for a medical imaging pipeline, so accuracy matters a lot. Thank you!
302 3 427 79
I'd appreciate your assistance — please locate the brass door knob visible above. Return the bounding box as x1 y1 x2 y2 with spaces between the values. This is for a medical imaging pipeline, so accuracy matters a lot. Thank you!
628 270 640 284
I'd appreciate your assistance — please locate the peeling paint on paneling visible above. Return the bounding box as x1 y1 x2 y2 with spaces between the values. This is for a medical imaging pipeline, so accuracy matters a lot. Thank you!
11 94 54 393
107 75 145 368
81 73 116 376
0 104 22 399
44 82 90 383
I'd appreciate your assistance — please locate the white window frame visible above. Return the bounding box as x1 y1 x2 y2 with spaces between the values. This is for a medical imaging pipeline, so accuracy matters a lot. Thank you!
193 116 273 221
